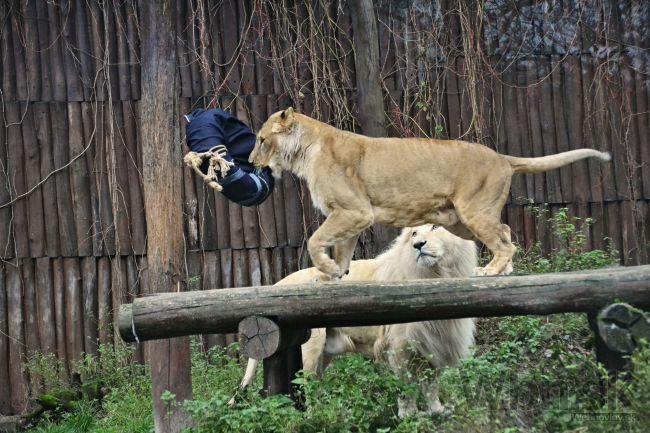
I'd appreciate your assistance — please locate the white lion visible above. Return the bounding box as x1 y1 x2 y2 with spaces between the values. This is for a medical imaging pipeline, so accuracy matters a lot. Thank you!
235 225 477 417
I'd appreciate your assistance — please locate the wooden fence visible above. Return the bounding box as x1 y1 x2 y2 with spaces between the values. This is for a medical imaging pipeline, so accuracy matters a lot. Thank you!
1 0 649 415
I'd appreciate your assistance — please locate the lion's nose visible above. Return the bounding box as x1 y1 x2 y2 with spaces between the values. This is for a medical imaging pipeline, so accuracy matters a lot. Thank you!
413 240 427 250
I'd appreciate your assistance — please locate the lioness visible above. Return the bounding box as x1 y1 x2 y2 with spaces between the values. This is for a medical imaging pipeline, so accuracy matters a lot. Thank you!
249 108 611 278
235 225 476 417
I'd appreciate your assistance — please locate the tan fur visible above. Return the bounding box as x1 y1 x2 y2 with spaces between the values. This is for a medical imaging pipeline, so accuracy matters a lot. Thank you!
235 225 477 417
249 108 611 277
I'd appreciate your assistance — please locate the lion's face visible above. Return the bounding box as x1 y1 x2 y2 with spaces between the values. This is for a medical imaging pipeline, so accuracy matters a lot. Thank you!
404 224 450 268
249 107 296 176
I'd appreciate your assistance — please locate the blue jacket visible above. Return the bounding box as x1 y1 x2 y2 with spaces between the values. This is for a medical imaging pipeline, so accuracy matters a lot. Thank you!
185 108 274 206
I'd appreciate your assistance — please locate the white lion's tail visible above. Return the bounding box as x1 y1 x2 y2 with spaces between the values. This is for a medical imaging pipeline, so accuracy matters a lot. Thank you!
504 149 611 174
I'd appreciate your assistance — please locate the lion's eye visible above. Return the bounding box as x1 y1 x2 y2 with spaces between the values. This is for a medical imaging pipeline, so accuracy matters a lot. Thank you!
431 225 439 231
412 231 417 237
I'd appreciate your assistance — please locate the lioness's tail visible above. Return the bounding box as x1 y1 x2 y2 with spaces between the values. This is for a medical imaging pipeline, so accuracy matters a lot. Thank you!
504 149 611 174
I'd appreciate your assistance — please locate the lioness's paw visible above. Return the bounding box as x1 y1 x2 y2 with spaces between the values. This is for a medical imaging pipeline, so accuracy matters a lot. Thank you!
311 273 342 283
499 261 514 275
472 266 499 277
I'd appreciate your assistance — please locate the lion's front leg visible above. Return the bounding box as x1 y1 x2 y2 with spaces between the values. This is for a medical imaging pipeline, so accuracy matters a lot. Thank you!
308 209 373 279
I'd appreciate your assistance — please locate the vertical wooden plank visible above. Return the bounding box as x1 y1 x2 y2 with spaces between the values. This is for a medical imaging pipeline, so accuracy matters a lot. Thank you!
501 71 526 202
64 258 84 366
220 249 233 289
20 0 42 101
621 58 643 200
35 258 56 355
125 255 143 363
20 103 46 257
86 0 106 101
52 102 79 256
7 261 28 414
0 101 14 258
180 98 199 251
591 57 617 201
79 103 104 255
58 0 82 101
272 248 284 281
107 103 133 254
523 63 544 203
606 202 623 263
102 0 120 100
0 263 10 414
283 175 304 247
562 56 590 203
1 0 16 101
125 0 140 99
34 0 52 101
537 58 562 204
551 55 573 203
82 257 98 356
445 65 462 139
259 248 273 286
634 55 650 199
580 55 604 202
232 249 249 288
220 0 242 94
52 258 68 374
123 101 146 255
175 0 192 98
73 0 94 100
34 102 61 257
111 257 127 345
93 103 117 255
46 1 67 101
202 251 225 350
5 103 30 258
248 249 262 286
10 0 28 101
97 256 112 347
620 200 638 265
68 101 94 256
283 247 299 276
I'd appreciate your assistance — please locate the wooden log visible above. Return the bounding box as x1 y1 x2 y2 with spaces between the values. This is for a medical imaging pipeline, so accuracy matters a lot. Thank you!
238 316 310 360
119 265 650 342
597 303 650 355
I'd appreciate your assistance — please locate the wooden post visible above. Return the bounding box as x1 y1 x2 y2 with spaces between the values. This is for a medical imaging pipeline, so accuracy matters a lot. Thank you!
348 0 398 255
139 2 192 432
238 316 309 404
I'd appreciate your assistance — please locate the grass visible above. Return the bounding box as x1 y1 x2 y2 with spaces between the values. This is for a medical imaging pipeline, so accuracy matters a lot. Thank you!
23 207 649 432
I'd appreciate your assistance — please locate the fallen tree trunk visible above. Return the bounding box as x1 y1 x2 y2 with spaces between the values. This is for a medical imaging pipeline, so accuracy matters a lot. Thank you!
119 265 650 343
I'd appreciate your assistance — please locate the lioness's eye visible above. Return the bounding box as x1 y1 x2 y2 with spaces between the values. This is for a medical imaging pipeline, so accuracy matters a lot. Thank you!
431 225 439 230
412 231 417 237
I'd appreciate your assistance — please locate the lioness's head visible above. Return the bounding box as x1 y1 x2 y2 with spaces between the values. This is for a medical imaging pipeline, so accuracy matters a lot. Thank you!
250 107 299 177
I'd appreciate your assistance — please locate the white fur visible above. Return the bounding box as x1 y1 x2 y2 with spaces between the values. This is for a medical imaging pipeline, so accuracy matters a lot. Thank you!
232 225 477 416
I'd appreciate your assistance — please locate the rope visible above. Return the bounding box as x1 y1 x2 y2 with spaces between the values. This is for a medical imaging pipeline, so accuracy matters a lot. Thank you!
183 145 235 192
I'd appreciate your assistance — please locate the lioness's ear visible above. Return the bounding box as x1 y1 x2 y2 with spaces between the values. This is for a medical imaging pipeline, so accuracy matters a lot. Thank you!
280 107 294 121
